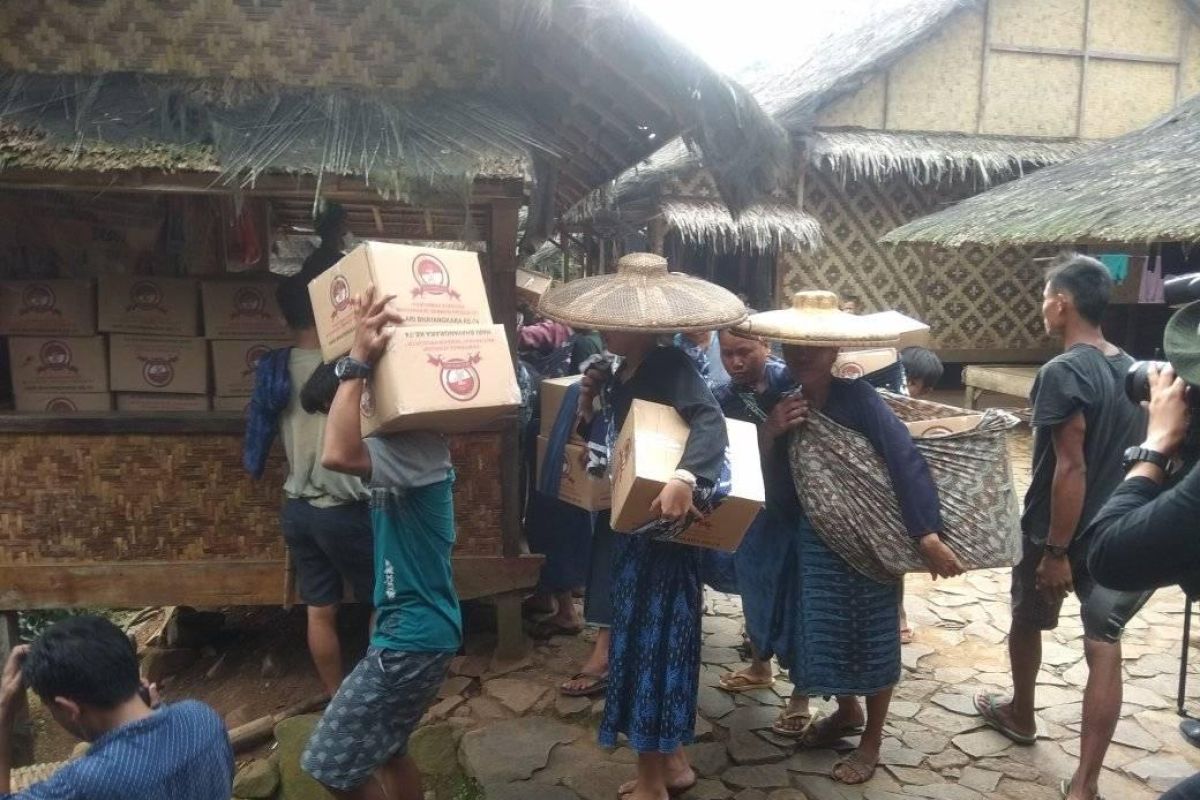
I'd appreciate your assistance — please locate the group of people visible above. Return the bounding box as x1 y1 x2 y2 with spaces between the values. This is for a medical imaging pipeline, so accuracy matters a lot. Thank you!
5 247 1200 800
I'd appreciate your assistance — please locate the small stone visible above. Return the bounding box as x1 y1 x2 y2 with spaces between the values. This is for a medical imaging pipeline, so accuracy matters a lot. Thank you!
885 766 944 785
1040 641 1081 667
723 764 790 790
1124 754 1197 788
699 686 736 719
451 655 489 678
879 743 925 768
439 676 472 699
721 705 781 731
486 654 533 678
427 695 466 720
483 678 548 715
563 763 637 800
901 729 950 754
1040 702 1083 726
140 647 198 683
682 778 732 800
1109 719 1163 752
1123 685 1170 710
727 730 785 765
460 718 581 784
408 723 459 777
694 715 714 741
684 742 729 777
890 701 921 719
784 748 841 775
958 767 1001 794
902 643 934 671
465 696 511 723
1033 685 1079 709
952 729 1012 758
707 631 746 648
932 667 975 684
701 646 740 665
914 708 983 736
927 750 970 771
929 693 977 717
233 759 279 799
555 693 591 719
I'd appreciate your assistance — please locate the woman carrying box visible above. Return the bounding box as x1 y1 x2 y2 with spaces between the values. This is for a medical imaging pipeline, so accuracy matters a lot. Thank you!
539 253 744 800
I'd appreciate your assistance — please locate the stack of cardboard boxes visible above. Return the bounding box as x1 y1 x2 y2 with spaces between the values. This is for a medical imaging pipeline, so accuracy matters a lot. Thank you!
308 242 520 435
2 275 290 414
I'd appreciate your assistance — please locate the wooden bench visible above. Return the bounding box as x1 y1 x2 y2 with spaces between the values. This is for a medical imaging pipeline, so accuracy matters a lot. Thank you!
962 365 1039 409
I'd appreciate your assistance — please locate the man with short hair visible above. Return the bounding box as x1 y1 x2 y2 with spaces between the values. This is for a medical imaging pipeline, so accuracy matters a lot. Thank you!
900 346 943 398
0 615 232 799
975 254 1152 800
274 268 375 696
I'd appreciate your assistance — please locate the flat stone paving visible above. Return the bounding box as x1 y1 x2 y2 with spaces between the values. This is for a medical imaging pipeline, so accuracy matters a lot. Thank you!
448 430 1200 798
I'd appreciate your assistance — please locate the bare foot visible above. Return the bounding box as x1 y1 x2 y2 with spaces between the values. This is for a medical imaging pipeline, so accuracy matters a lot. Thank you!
618 779 672 799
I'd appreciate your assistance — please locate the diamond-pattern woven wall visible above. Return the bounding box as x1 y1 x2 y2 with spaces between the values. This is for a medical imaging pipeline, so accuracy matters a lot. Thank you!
780 170 1054 352
0 0 501 90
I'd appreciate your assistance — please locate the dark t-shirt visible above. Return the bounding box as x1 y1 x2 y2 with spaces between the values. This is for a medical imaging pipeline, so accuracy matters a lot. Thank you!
1021 344 1146 545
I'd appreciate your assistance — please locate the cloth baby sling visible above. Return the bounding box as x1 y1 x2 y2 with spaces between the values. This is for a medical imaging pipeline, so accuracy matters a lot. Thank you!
788 391 1022 583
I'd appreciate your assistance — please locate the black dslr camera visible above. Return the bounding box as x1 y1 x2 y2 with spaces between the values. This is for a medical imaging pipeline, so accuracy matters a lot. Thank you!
1126 272 1200 405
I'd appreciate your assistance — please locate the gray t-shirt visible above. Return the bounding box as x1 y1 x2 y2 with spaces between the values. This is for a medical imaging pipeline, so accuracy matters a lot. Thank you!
1021 344 1146 545
364 432 452 489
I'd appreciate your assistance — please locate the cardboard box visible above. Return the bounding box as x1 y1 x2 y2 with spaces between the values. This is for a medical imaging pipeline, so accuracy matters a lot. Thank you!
360 323 520 435
98 275 199 336
904 414 984 439
539 375 582 437
833 347 898 379
308 242 493 360
116 393 211 412
9 336 109 397
201 280 289 339
211 338 289 397
516 268 553 307
14 391 112 413
213 395 252 416
610 399 765 551
861 311 932 351
536 435 611 511
0 280 96 335
109 335 208 394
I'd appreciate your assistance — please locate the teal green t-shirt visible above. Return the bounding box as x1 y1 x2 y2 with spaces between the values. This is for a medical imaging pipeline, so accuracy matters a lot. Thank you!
364 436 462 653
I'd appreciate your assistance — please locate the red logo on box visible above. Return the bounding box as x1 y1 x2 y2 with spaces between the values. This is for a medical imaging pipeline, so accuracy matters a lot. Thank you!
37 340 77 373
20 284 60 316
330 275 352 317
45 397 78 412
921 425 954 438
835 361 865 379
242 344 273 377
127 281 167 314
232 287 271 319
411 254 461 300
139 355 178 387
428 353 481 402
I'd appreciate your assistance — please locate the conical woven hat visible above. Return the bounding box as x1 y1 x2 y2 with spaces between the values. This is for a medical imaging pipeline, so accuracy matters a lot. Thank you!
735 291 902 347
537 252 747 333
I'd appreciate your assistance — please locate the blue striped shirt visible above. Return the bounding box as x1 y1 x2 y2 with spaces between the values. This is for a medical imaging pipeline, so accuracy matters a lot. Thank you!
5 701 233 800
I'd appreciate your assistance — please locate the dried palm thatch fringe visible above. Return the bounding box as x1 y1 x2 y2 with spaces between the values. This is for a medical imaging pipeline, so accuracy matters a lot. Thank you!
660 199 822 254
740 0 980 131
882 92 1200 246
807 129 1094 186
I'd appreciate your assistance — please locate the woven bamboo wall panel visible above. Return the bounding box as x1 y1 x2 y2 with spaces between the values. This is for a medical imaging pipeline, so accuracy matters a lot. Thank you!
885 8 983 134
782 169 1054 353
983 51 1081 137
663 164 721 200
990 0 1085 50
0 431 505 565
1083 60 1178 140
0 0 501 90
1088 0 1184 58
816 72 886 130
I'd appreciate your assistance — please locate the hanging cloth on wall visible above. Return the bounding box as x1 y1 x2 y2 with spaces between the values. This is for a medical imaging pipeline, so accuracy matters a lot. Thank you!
1139 254 1166 304
1098 254 1130 284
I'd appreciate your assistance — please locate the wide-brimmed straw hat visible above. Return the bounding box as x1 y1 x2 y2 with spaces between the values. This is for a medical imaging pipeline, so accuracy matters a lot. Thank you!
734 290 903 347
1165 300 1200 385
537 252 747 333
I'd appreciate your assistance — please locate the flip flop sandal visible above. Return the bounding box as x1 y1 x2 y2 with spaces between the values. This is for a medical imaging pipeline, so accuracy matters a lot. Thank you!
794 712 866 746
718 672 775 693
832 751 878 785
526 619 584 640
560 672 608 698
770 708 813 737
974 692 1037 745
1060 778 1105 800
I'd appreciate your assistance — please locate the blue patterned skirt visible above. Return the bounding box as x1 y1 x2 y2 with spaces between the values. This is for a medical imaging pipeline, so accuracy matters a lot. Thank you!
777 514 901 697
599 532 703 753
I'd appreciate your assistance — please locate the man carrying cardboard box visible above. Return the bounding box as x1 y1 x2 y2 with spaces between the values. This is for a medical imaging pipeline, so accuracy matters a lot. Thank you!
302 287 460 800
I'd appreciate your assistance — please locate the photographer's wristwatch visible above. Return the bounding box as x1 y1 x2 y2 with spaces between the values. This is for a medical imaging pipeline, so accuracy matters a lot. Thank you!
1122 446 1170 473
334 356 372 382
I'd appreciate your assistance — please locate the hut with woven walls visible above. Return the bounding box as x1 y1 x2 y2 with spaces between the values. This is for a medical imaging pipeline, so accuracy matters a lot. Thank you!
572 0 1200 363
0 0 785 662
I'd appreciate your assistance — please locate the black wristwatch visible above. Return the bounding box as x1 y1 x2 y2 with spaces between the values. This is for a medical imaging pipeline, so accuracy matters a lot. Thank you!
1122 445 1170 474
334 356 372 381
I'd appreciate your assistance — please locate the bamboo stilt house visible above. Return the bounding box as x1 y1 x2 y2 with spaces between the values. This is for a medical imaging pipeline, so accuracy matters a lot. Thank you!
0 0 784 626
577 0 1200 362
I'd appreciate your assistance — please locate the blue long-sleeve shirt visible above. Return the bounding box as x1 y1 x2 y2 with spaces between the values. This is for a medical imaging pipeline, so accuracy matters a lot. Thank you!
4 701 233 800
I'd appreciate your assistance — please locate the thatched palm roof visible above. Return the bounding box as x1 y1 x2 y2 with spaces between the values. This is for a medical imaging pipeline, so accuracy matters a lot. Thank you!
0 0 787 216
882 93 1200 246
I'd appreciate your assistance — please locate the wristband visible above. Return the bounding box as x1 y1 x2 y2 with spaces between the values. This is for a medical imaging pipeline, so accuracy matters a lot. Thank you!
671 469 697 489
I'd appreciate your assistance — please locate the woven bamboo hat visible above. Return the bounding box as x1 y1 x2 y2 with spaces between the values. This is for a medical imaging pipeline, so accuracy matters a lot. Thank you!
537 252 747 333
735 290 903 347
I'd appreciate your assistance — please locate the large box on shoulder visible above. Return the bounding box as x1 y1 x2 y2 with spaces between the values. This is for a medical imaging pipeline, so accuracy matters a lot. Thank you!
9 336 109 396
904 414 984 439
832 347 898 379
0 280 96 335
539 375 582 438
211 338 289 397
98 275 199 336
516 268 553 307
308 242 493 361
360 324 520 436
861 310 931 350
536 435 611 511
201 280 289 339
109 335 208 394
609 399 765 552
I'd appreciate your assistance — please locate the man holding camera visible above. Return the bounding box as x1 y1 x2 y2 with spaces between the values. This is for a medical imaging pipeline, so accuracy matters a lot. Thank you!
975 255 1153 800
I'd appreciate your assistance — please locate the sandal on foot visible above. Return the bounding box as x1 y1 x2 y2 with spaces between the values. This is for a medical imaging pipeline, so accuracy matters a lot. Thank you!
974 692 1037 745
795 712 865 746
526 619 584 640
832 750 877 785
770 708 813 737
560 672 608 697
1060 778 1105 800
718 672 775 693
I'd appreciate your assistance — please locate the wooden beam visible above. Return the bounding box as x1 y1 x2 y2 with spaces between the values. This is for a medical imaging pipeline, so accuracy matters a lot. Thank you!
1178 16 1192 104
989 42 1181 65
977 0 993 134
1078 0 1092 138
